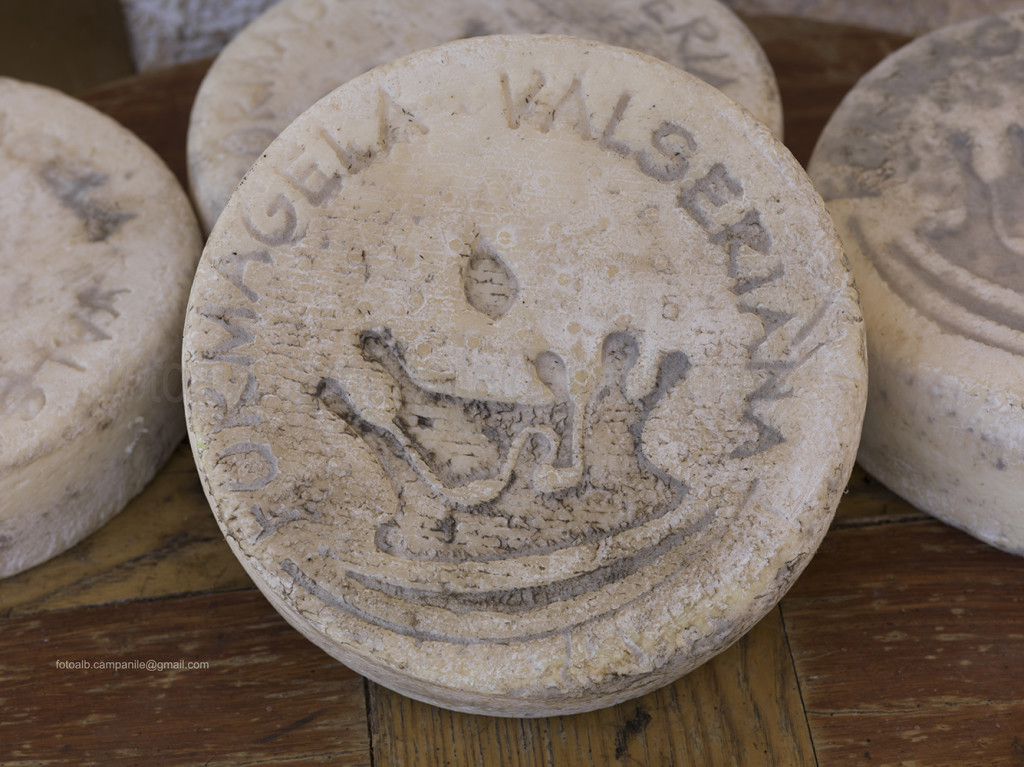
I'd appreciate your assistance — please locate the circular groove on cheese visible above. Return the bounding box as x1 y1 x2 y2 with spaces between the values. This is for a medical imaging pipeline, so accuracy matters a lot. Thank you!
809 11 1024 555
183 35 865 716
0 78 202 578
186 0 783 233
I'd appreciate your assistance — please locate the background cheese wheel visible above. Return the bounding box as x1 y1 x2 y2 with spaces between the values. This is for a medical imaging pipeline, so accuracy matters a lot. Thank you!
0 78 202 578
721 0 1024 37
183 34 865 716
186 0 783 233
809 11 1024 554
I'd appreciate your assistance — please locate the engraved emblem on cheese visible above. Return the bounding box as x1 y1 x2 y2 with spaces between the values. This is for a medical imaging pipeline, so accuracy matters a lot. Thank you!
318 329 688 562
191 75 813 555
190 77 823 566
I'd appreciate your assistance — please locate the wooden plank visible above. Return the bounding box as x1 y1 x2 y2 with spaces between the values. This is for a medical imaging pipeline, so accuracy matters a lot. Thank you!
0 441 250 619
743 16 911 167
0 0 134 94
832 464 930 528
78 57 212 190
369 607 814 767
781 519 1024 765
804 705 1024 767
369 691 548 767
0 590 371 767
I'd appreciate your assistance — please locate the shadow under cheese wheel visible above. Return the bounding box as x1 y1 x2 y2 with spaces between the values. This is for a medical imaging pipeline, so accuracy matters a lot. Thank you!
183 34 865 716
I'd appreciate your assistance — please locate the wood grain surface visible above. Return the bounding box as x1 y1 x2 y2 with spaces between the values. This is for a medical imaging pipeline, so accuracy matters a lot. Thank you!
368 608 814 767
2 16 1022 767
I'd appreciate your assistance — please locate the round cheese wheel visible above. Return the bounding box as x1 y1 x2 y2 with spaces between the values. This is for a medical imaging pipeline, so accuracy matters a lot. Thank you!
809 11 1024 554
186 0 783 233
0 78 202 578
183 34 865 716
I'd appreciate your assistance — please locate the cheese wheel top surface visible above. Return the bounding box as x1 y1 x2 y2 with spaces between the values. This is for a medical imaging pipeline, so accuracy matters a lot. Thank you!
184 35 865 716
187 0 783 232
0 78 201 576
809 11 1024 552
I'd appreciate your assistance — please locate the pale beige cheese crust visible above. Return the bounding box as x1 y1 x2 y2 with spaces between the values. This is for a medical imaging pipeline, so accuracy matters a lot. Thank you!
809 11 1024 555
0 78 202 578
187 0 783 232
184 35 865 715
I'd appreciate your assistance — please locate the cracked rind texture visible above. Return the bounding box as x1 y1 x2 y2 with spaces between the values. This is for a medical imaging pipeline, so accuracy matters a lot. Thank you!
809 11 1024 555
186 0 783 233
183 35 865 716
0 78 203 578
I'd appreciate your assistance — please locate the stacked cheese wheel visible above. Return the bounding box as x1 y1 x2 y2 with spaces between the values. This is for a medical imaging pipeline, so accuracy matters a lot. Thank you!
186 0 783 233
0 78 202 578
809 10 1024 554
182 34 866 716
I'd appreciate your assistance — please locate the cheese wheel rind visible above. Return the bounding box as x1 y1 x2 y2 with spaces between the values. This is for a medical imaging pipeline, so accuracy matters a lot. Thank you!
184 35 865 715
0 78 203 578
809 11 1024 554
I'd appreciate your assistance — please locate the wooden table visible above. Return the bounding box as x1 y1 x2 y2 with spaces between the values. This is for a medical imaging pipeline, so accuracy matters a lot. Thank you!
3 17 1023 766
